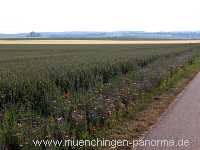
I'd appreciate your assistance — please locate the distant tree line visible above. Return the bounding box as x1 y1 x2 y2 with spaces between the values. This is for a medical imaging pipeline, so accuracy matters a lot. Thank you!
28 31 41 37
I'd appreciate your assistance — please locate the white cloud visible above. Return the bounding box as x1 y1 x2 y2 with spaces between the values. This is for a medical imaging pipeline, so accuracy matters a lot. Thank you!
0 0 200 33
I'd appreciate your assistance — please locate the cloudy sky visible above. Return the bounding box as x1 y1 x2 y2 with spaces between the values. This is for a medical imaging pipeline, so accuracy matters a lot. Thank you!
0 0 200 33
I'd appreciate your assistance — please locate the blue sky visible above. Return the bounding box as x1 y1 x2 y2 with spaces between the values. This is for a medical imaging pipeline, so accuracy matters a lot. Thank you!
0 0 200 33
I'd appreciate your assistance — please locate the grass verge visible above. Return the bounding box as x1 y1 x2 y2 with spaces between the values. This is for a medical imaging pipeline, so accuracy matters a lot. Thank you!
102 57 200 150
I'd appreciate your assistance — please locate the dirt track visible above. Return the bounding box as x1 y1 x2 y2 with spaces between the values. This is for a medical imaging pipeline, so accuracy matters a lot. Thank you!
137 72 200 150
1 40 200 44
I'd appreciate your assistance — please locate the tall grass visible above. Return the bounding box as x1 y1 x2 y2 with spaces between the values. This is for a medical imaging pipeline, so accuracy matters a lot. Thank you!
0 44 200 149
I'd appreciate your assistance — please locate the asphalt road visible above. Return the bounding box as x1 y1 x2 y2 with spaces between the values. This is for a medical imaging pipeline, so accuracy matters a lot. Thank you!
137 73 200 150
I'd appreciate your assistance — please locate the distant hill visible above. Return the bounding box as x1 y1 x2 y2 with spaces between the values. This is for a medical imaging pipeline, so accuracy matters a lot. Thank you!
1 31 200 39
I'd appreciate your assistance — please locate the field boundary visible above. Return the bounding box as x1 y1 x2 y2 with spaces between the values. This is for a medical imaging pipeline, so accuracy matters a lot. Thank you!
104 56 200 150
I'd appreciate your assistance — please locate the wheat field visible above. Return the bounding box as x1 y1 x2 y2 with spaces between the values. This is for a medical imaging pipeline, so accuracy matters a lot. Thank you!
1 39 200 44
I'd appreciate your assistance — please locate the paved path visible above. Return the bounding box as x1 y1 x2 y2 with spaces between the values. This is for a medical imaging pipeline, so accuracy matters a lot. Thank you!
137 73 200 150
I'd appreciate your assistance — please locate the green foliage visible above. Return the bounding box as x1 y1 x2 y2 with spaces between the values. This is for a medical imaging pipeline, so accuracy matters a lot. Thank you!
0 44 200 149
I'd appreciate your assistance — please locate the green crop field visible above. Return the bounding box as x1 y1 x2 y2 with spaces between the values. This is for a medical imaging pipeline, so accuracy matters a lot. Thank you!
0 44 200 149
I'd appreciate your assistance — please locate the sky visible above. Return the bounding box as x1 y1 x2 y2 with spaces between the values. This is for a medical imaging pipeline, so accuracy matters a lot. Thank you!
0 0 200 33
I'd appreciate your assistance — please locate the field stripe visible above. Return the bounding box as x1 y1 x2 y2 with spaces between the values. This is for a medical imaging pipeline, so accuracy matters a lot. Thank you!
1 40 200 45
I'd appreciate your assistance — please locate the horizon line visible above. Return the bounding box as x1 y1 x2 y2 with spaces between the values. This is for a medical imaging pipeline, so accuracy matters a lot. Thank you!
1 30 200 34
